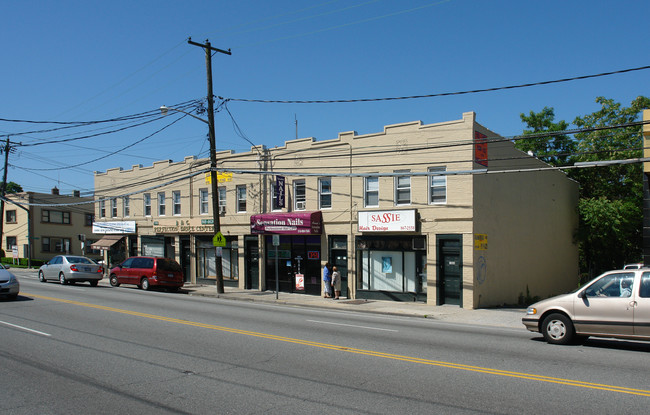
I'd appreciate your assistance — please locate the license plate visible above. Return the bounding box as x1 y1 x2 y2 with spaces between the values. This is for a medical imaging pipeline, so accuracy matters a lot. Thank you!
83 267 91 272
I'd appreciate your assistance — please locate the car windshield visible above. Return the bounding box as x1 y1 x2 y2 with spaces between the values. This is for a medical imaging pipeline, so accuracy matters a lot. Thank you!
158 259 182 272
66 256 95 264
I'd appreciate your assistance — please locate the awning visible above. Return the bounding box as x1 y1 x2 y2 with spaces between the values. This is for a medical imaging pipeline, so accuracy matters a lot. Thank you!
90 235 124 250
250 211 322 235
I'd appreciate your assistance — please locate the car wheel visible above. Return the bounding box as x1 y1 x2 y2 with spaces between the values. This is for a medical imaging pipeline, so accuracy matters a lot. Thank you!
141 277 151 291
109 274 120 287
541 313 574 345
38 271 46 282
59 272 68 285
89 280 98 287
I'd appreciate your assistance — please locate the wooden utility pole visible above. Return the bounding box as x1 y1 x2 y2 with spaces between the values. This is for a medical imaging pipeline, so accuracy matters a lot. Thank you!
188 38 231 294
0 138 12 256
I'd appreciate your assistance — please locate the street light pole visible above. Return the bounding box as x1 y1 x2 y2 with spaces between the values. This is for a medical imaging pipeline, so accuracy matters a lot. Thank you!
188 38 231 294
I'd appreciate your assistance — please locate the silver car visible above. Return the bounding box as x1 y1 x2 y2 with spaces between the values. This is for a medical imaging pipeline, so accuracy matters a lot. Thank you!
0 264 19 300
39 255 104 286
523 269 650 344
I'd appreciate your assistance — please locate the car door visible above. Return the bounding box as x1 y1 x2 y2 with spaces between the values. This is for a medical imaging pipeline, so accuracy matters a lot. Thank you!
634 271 650 337
44 256 62 280
117 258 135 284
573 272 635 336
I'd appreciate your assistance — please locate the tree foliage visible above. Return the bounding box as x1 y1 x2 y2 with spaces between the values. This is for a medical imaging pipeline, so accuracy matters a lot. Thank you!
1 181 22 193
519 96 650 278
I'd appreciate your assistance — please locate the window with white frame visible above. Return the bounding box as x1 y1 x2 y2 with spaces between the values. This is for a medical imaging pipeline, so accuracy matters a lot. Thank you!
218 187 226 214
236 185 246 212
111 198 118 218
173 191 181 215
364 177 379 207
199 188 209 215
294 180 306 210
158 192 166 216
429 166 447 204
99 200 106 218
144 193 152 217
123 196 130 217
5 210 16 223
394 170 411 205
319 178 332 209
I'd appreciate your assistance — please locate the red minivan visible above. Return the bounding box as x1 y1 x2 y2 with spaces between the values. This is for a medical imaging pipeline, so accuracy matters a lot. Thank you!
109 256 184 292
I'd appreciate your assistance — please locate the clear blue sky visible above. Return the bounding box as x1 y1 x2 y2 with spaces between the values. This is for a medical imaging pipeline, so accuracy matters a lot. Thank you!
1 0 648 195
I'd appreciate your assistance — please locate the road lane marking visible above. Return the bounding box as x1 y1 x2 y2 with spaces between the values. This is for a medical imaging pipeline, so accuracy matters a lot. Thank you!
0 320 52 337
306 319 398 332
25 292 650 397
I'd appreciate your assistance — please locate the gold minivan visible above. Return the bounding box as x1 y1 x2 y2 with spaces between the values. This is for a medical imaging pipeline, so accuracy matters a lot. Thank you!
523 269 650 344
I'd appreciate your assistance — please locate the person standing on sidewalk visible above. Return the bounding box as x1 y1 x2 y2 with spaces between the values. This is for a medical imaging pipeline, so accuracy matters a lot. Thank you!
323 262 332 298
331 266 341 300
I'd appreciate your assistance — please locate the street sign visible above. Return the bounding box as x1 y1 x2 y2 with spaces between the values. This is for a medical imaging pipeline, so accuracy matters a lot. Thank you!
212 232 226 247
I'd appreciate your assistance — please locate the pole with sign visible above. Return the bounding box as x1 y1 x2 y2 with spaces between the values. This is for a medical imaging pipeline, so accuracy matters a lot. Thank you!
273 234 280 299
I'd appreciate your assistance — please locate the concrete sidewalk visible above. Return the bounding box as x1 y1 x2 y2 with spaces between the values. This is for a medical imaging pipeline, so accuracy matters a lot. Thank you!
182 283 526 329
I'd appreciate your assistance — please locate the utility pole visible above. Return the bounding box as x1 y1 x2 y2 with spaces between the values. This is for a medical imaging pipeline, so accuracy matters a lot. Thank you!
0 137 12 256
188 38 231 294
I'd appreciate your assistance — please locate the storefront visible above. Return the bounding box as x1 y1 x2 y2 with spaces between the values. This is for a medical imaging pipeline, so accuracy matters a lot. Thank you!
196 235 239 285
356 210 427 302
251 211 323 295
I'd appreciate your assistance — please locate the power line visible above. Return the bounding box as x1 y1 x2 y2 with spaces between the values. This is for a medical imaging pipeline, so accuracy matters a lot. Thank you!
224 64 650 104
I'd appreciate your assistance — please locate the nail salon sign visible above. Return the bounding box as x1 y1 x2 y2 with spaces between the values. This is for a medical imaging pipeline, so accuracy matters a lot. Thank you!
358 209 416 232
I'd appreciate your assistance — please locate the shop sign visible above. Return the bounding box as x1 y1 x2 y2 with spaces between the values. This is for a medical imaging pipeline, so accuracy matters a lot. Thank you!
93 221 136 234
474 234 488 250
250 211 322 235
358 210 416 232
154 219 214 234
295 273 305 290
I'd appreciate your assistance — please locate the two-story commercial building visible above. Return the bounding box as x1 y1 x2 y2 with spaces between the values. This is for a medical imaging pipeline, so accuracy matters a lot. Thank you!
93 112 579 308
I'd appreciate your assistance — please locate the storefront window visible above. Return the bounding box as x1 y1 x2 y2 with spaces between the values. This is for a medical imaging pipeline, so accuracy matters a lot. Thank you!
197 237 239 281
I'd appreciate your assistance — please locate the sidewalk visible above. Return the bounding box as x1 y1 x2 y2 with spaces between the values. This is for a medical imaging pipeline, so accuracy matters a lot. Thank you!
182 283 526 329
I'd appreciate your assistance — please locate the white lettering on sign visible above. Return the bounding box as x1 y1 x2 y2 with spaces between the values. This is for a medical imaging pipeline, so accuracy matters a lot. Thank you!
358 210 416 232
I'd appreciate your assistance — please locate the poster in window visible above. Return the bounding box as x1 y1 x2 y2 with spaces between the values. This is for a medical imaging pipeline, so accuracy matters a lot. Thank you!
382 256 393 273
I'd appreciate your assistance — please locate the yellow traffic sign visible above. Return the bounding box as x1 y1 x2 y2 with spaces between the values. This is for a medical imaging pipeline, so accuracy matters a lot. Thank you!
212 231 226 247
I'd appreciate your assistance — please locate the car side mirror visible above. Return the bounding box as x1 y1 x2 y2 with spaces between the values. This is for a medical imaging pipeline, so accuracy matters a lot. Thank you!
578 291 586 299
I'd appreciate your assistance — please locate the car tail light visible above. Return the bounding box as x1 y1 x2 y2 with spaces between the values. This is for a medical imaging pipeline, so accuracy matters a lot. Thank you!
98 267 104 273
70 265 78 272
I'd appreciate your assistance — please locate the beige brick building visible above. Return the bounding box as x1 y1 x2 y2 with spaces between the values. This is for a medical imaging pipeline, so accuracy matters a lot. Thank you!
93 111 579 308
2 189 99 264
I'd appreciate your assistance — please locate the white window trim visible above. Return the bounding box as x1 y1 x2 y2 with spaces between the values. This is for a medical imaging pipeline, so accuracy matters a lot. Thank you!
394 170 411 206
318 177 332 209
364 176 379 207
158 192 166 216
429 166 447 205
236 185 247 213
123 196 130 218
199 188 209 215
173 191 181 216
294 180 306 211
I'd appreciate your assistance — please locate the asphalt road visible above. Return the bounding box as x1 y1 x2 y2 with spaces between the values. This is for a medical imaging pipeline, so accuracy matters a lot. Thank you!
2 269 650 414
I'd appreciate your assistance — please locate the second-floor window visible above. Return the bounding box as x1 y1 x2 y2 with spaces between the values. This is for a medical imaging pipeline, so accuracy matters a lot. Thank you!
144 193 152 217
218 187 226 214
42 210 70 224
85 213 94 226
123 196 130 217
364 177 379 207
99 200 106 218
237 185 246 212
173 191 181 215
158 192 166 216
429 166 447 204
199 189 209 215
111 198 118 218
319 178 331 209
6 210 16 223
394 170 411 205
294 180 306 210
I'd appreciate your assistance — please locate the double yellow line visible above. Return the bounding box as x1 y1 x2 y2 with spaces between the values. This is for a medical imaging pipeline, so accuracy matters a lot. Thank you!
28 293 650 397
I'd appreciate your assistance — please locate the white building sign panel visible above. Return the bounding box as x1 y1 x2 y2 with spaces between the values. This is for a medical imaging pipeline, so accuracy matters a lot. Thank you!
92 221 136 234
358 210 416 232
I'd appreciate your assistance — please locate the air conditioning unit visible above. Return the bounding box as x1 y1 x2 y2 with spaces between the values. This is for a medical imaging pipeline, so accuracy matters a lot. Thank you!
295 201 306 210
412 237 426 250
219 206 226 215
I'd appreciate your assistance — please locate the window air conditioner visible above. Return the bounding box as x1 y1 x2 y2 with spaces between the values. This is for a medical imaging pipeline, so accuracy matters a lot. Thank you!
219 206 226 215
296 201 306 210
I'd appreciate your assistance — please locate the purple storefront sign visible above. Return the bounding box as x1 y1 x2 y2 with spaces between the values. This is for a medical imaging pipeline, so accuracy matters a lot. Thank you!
250 211 322 235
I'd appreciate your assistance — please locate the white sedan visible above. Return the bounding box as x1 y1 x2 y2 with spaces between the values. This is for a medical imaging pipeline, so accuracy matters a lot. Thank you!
0 264 19 300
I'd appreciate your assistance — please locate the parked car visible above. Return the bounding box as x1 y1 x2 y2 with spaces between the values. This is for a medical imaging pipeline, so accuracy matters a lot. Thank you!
0 264 19 300
38 255 104 286
523 269 650 344
109 256 183 292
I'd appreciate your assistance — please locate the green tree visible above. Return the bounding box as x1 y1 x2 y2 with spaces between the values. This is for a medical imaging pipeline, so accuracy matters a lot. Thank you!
519 97 650 279
516 107 574 166
1 181 23 193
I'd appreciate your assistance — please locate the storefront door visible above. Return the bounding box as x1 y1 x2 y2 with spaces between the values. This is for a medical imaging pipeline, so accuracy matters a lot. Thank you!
437 235 462 306
245 236 259 290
